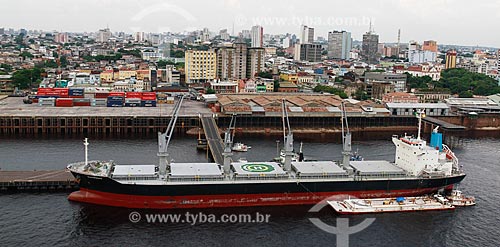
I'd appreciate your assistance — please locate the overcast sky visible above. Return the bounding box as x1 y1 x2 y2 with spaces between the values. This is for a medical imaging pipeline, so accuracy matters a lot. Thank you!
1 0 499 47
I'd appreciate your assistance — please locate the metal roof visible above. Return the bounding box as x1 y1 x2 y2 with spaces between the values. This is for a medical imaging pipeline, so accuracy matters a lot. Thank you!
113 165 156 177
292 161 347 176
349 160 406 175
288 106 304 112
169 163 223 178
251 106 265 112
385 103 449 109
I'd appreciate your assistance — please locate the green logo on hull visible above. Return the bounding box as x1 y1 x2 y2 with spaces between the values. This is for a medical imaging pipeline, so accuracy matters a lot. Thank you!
241 164 275 173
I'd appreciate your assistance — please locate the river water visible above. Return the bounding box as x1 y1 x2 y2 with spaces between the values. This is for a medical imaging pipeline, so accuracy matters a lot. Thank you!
0 135 499 247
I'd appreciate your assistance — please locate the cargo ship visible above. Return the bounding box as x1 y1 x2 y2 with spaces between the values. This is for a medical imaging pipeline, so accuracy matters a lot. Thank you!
67 98 465 209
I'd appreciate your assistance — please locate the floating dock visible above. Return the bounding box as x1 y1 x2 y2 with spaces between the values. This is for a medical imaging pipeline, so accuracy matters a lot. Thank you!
0 170 78 192
328 195 455 214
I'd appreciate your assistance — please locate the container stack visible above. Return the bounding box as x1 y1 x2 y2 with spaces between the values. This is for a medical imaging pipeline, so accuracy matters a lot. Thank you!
68 88 85 98
125 92 142 107
141 92 157 107
107 92 125 107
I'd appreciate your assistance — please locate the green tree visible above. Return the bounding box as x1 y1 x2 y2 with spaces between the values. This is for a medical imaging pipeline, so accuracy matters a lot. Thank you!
313 85 348 99
206 88 215 94
435 68 500 96
257 71 273 79
0 63 13 72
20 51 33 59
273 80 280 92
12 68 44 89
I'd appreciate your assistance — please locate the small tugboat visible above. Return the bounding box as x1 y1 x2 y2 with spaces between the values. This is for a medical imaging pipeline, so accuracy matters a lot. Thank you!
446 190 476 207
328 195 455 215
232 142 251 152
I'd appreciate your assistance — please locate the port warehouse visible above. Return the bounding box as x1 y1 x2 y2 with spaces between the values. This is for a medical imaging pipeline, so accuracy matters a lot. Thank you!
0 114 420 135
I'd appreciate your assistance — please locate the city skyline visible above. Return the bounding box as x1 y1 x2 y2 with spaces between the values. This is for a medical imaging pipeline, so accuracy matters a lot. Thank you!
1 0 499 48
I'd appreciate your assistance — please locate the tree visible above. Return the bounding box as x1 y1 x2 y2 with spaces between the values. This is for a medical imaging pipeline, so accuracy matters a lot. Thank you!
20 51 33 59
12 68 44 89
206 88 215 94
354 89 369 100
435 68 500 96
273 80 280 92
0 64 13 72
313 85 348 99
405 72 434 89
257 71 273 79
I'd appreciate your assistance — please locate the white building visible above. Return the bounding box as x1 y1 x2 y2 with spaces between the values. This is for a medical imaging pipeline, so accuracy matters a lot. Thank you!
327 31 352 60
251 26 263 48
300 25 314 44
408 50 437 64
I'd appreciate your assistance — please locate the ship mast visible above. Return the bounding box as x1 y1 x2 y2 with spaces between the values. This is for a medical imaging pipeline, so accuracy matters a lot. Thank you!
84 138 89 166
416 109 425 140
158 95 185 176
282 99 294 171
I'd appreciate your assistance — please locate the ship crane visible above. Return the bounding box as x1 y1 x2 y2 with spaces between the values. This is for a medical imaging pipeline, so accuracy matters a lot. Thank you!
281 99 294 171
341 102 354 174
222 114 236 174
158 95 185 177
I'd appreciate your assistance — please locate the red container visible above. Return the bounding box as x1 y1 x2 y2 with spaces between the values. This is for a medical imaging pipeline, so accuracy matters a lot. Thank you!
56 98 74 107
142 92 156 97
109 92 126 97
141 96 157 101
73 102 91 107
95 93 110 98
38 88 53 94
126 92 142 98
32 99 39 103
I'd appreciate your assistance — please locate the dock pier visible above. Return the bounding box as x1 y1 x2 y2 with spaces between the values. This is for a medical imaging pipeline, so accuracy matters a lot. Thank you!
0 170 78 192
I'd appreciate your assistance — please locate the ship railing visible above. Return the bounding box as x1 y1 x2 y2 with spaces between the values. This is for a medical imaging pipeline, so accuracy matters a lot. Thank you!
442 144 459 170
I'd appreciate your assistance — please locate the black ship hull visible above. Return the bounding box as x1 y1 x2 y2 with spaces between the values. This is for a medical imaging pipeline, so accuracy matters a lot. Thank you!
68 171 466 208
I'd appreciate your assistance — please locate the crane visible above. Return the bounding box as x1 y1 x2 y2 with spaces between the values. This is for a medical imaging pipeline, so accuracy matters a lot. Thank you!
282 99 294 171
157 95 184 176
222 114 237 174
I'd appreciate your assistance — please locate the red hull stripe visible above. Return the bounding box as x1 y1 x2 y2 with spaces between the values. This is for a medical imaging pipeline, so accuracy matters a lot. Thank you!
68 187 446 209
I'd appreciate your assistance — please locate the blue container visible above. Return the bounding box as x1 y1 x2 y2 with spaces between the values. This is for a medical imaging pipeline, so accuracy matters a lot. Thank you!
107 96 124 101
69 88 84 96
107 102 123 107
141 100 156 107
125 102 140 107
430 132 443 151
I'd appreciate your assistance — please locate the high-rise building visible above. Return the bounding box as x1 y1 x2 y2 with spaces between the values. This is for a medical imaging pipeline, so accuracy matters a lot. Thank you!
0 28 4 35
135 32 145 42
294 44 322 62
97 28 112 43
216 42 263 80
219 29 230 41
234 43 248 79
185 49 217 84
327 31 352 60
251 26 263 48
54 32 69 44
216 46 236 80
362 31 379 64
282 36 290 48
247 48 265 78
423 40 438 52
300 25 314 44
445 50 457 69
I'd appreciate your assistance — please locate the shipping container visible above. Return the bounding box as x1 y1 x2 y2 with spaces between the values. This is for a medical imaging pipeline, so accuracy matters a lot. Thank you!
74 102 91 107
69 88 85 96
107 102 123 107
73 98 91 103
95 93 110 98
109 92 126 97
126 92 142 98
107 96 125 101
141 100 157 107
56 98 74 107
125 102 141 107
